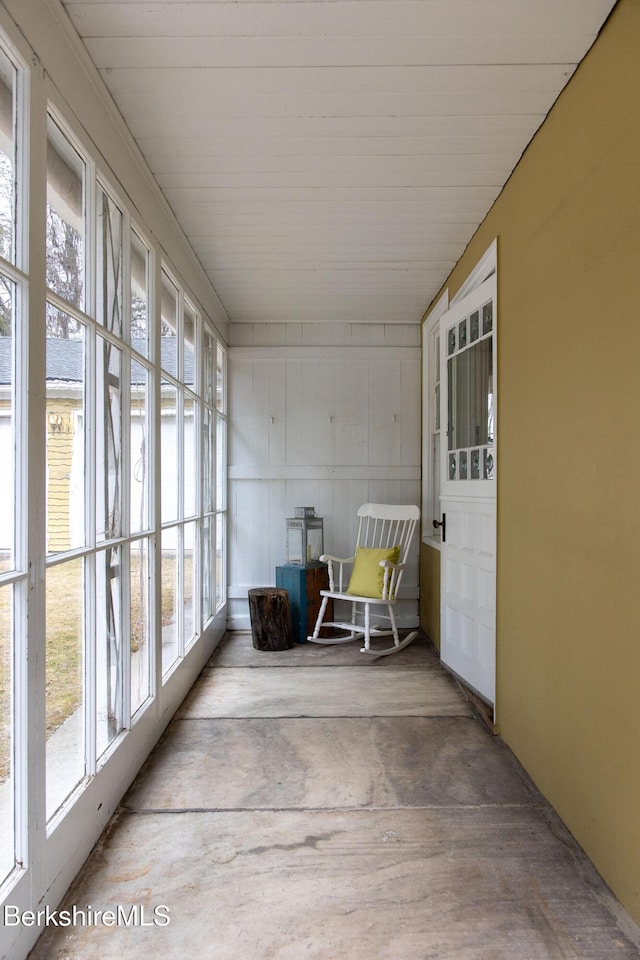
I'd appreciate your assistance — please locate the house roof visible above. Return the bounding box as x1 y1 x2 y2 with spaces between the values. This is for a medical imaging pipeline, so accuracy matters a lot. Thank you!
0 336 195 386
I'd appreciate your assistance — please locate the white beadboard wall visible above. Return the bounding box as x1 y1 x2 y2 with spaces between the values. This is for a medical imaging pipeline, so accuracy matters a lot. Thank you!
228 322 421 631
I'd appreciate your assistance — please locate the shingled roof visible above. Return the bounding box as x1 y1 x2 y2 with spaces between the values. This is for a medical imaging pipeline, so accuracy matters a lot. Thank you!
0 336 195 385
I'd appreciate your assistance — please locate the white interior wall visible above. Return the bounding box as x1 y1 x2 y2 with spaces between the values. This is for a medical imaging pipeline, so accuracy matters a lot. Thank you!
228 322 421 631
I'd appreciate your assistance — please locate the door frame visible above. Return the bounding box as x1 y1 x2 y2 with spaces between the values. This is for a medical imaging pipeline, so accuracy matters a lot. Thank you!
421 239 498 708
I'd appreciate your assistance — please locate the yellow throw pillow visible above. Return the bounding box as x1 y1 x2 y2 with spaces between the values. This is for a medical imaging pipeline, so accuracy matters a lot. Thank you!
346 545 401 598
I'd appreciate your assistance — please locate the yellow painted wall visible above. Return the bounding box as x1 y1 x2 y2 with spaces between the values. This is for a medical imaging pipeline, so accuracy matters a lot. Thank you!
419 0 640 923
419 542 440 652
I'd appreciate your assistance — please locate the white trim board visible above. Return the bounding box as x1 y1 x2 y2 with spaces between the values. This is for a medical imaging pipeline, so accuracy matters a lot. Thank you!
229 465 421 481
230 346 419 361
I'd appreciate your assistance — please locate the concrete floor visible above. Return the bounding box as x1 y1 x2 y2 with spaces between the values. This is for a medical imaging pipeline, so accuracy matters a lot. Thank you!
30 633 640 959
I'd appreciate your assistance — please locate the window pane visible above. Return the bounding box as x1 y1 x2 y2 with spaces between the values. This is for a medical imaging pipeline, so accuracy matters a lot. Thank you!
184 521 197 648
216 343 225 412
204 331 214 407
160 270 178 378
184 394 196 519
160 382 178 524
46 557 84 819
447 338 493 451
202 406 213 514
0 276 15 568
216 414 226 511
184 300 197 391
0 583 14 882
202 516 213 625
96 336 122 542
161 528 178 676
0 48 16 264
96 546 123 759
130 538 151 716
46 313 85 554
130 359 149 535
130 230 149 358
96 186 123 336
215 512 225 611
46 120 85 311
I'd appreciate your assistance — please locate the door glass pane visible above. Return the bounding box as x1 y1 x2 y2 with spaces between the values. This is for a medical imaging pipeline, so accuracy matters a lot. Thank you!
0 48 16 264
0 276 15 567
96 335 122 542
46 312 85 554
184 394 196 519
0 583 14 882
130 230 149 358
130 538 151 716
46 557 84 819
46 120 85 311
96 186 123 336
130 360 149 535
184 521 197 648
160 270 178 378
161 382 178 524
447 338 493 451
434 333 441 432
96 546 123 760
161 527 179 676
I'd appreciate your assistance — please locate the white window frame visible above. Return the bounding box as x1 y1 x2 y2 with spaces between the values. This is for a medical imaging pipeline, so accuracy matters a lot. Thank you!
421 290 449 544
0 18 229 960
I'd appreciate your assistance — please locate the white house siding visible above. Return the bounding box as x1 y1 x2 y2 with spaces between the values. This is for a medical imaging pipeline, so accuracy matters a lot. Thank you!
228 322 421 630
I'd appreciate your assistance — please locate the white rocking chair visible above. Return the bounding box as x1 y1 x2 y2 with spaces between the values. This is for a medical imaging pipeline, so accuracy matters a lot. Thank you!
307 502 420 657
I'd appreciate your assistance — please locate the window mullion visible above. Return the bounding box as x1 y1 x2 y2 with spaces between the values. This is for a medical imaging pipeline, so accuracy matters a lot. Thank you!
24 58 48 885
151 249 162 696
83 552 96 777
121 540 132 727
83 162 97 776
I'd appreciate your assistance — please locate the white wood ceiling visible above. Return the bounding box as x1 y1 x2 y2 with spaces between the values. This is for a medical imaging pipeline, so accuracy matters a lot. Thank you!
62 0 617 325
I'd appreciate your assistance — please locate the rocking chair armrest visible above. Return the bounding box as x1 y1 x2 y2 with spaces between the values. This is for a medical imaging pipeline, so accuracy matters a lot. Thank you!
319 554 356 592
320 554 356 565
379 559 407 600
378 559 406 570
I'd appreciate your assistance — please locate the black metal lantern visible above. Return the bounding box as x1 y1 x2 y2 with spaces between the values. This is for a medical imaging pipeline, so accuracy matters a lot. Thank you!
285 507 324 565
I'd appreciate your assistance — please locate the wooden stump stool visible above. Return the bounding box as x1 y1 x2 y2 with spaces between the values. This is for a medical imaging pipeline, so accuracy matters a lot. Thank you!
248 587 294 651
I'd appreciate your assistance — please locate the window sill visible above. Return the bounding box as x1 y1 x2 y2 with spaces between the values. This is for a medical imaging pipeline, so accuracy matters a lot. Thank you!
421 534 443 552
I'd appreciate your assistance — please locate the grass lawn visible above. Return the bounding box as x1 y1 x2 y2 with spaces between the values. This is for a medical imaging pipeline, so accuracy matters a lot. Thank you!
0 546 189 784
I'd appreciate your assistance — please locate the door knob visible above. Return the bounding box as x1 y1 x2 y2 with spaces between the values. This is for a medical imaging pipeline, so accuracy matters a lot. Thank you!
432 514 446 542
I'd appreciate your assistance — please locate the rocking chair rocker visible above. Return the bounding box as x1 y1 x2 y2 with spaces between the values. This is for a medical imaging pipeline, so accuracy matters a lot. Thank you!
307 502 420 657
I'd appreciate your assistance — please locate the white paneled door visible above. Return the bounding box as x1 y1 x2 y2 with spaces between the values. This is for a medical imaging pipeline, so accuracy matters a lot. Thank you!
438 274 496 706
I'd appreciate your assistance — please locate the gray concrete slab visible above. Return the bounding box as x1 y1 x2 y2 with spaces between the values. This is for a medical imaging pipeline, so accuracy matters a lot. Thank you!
208 631 440 669
124 716 534 812
177 666 470 719
29 809 640 960
28 633 640 960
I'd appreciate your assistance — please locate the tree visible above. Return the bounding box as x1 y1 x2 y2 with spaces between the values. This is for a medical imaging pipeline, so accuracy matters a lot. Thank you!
0 151 13 336
46 204 84 338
